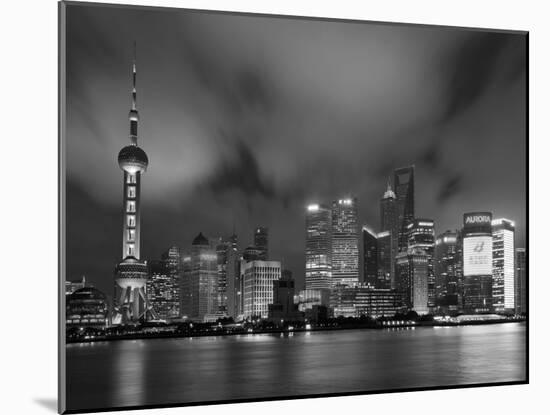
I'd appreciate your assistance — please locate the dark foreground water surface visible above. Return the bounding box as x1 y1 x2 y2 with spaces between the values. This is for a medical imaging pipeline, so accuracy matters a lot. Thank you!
66 323 526 411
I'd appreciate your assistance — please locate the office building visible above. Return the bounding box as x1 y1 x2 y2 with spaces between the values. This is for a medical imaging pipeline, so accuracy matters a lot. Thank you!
161 246 181 318
331 286 403 318
253 227 269 260
296 288 332 311
268 270 302 323
216 238 230 316
407 218 435 310
394 166 415 252
331 198 359 287
492 219 516 313
242 260 282 319
362 226 378 288
395 247 429 315
434 231 460 311
179 253 192 318
462 212 493 313
377 231 392 289
305 204 332 290
146 260 174 320
380 180 399 287
182 233 219 322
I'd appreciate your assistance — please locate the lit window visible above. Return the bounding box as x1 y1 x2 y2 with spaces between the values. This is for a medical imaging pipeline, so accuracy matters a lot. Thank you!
127 174 137 184
127 186 136 198
128 244 135 256
127 215 136 227
127 201 136 212
127 229 135 241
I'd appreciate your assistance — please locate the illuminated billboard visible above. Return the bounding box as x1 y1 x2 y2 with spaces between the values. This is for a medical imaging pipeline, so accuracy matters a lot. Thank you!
463 235 493 276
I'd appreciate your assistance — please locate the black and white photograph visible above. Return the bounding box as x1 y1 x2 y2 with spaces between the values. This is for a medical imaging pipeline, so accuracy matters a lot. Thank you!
58 1 527 413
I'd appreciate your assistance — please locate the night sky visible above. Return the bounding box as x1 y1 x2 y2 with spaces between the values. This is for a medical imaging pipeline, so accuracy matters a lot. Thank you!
65 3 526 297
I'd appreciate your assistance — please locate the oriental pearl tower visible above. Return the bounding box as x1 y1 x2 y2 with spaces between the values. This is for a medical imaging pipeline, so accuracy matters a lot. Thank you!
113 46 157 324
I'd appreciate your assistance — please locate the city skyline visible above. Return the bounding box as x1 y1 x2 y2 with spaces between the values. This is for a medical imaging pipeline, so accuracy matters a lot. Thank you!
65 5 526 298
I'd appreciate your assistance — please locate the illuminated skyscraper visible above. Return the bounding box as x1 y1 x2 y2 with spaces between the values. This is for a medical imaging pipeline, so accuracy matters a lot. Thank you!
394 166 415 253
305 204 332 290
377 231 392 289
407 219 435 310
492 218 515 313
186 233 219 322
462 212 493 313
434 230 459 311
242 260 282 319
515 248 527 315
395 247 429 314
254 227 269 260
380 180 398 287
362 226 378 288
113 48 157 324
179 253 192 318
146 260 173 320
331 198 359 287
161 246 181 317
217 234 238 317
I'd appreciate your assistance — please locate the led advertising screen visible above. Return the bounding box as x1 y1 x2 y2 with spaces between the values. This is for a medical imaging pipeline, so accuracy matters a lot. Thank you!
463 235 493 276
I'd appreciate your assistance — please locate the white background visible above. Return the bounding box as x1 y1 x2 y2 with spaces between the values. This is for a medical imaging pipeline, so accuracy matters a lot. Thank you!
0 0 544 413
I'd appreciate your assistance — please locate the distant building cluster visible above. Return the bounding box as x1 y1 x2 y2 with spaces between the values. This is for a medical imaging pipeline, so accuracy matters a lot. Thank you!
305 166 527 318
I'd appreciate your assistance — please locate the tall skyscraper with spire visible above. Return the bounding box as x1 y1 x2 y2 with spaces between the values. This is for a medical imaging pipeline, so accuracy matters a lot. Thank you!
394 166 415 253
113 46 157 324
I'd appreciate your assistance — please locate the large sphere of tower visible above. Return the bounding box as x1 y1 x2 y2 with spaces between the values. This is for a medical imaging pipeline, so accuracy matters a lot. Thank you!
118 144 149 174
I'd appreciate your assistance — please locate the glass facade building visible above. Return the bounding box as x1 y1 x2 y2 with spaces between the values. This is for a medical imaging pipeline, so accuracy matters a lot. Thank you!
492 219 515 313
253 227 269 260
362 226 378 288
242 260 282 319
305 204 332 290
407 219 435 310
377 231 392 289
434 231 460 311
380 181 398 288
331 198 359 287
394 166 415 253
395 247 429 315
180 233 218 322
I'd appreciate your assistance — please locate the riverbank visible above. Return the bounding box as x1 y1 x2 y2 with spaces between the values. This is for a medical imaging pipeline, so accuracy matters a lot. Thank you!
66 317 526 344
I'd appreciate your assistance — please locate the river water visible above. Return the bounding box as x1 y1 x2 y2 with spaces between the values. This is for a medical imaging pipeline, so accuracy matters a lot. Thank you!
66 323 526 411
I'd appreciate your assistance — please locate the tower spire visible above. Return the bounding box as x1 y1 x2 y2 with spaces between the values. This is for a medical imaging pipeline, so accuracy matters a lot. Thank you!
129 41 139 146
383 177 396 199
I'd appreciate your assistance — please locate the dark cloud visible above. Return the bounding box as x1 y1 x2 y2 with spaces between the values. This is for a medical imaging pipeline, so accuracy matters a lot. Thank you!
442 32 514 120
204 138 275 199
437 174 464 204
